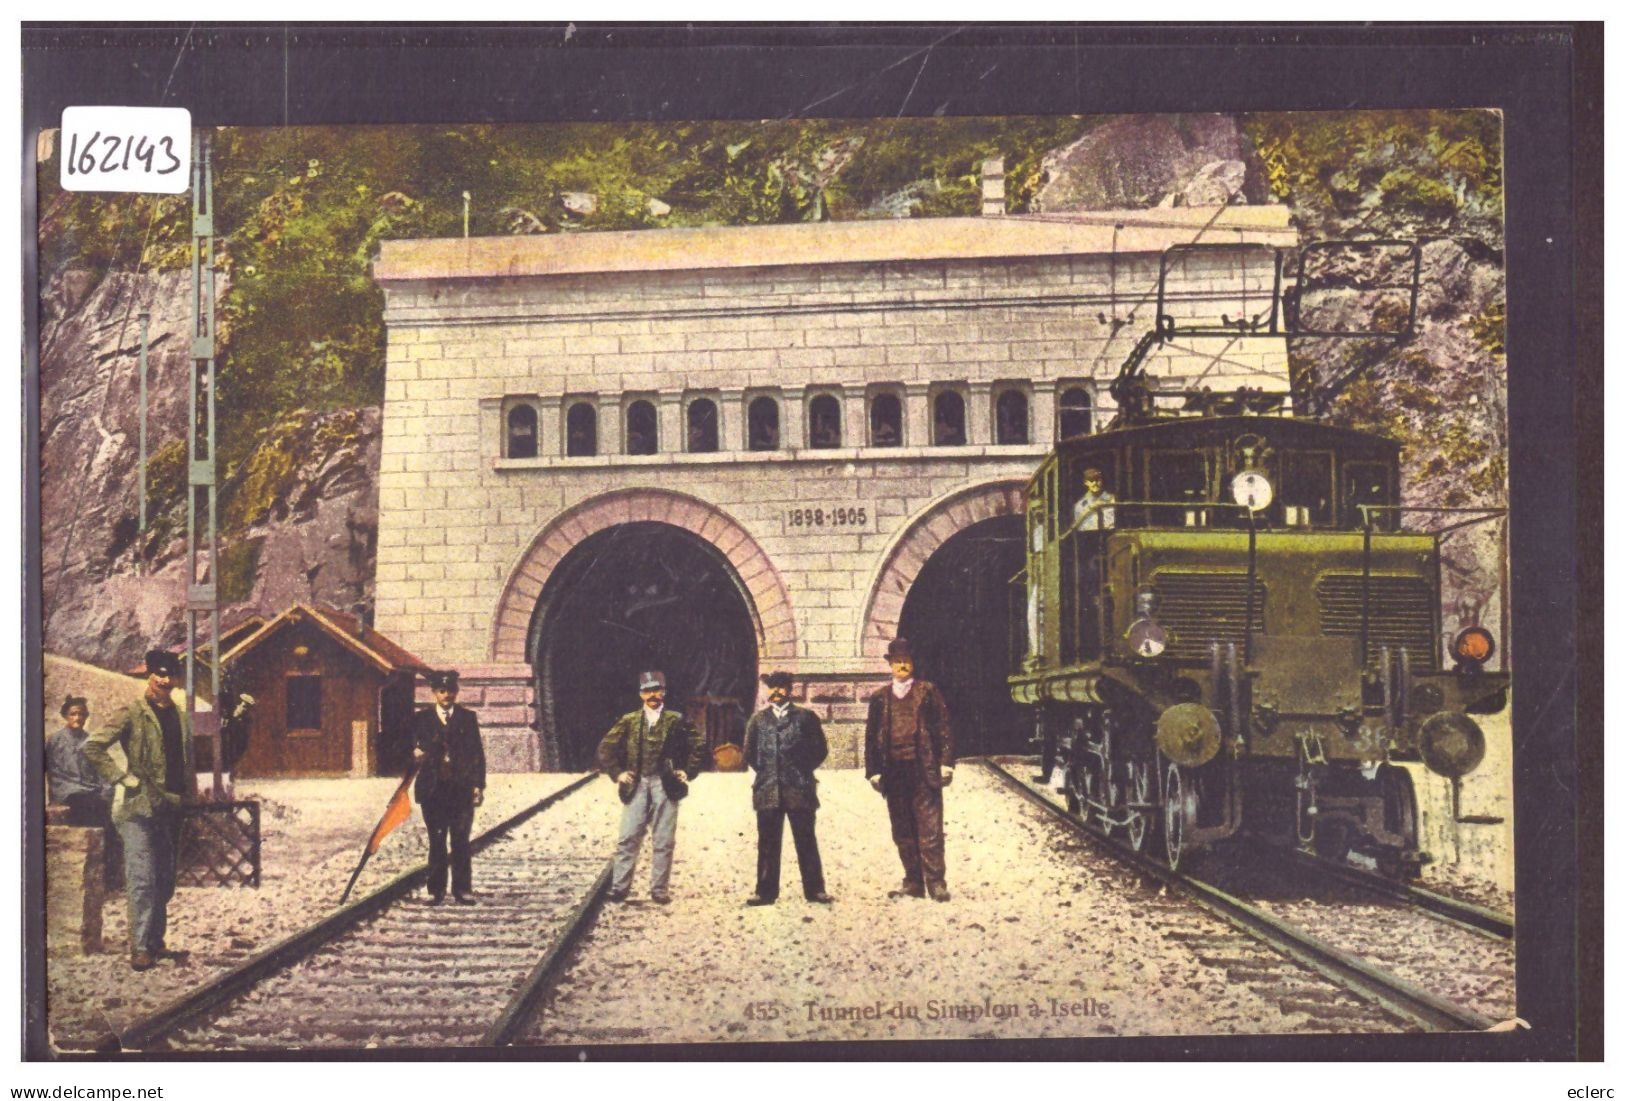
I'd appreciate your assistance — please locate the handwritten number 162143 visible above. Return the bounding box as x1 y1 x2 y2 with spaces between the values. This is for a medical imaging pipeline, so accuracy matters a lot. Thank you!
65 131 183 177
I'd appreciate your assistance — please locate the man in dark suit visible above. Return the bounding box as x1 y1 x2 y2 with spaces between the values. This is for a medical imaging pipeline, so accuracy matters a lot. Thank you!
411 670 486 906
743 671 832 906
864 638 956 902
595 671 706 904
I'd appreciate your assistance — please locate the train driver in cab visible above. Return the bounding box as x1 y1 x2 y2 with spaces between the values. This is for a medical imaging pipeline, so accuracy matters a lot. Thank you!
1073 467 1116 531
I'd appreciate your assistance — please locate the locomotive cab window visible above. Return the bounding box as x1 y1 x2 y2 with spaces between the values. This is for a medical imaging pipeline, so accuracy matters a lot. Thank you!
1343 461 1395 530
1280 451 1334 527
1147 449 1210 527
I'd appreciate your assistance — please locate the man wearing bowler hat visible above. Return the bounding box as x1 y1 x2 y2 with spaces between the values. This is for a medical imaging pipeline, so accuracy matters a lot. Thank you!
865 638 956 902
743 671 832 906
82 648 194 970
595 670 706 904
411 670 486 905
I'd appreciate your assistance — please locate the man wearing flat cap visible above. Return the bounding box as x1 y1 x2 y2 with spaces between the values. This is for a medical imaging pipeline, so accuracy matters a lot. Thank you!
743 671 832 906
411 670 486 905
83 648 194 970
47 695 122 886
595 670 706 904
865 638 956 902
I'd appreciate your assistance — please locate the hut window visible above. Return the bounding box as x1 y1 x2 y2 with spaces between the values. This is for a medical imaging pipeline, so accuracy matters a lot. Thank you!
748 396 780 451
687 398 718 453
933 391 966 446
1058 388 1092 440
286 675 322 731
808 394 842 449
870 392 902 447
505 403 538 459
626 400 658 455
996 389 1030 445
565 401 598 457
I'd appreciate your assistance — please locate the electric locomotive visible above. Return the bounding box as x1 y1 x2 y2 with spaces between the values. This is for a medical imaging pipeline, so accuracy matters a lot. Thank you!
1007 241 1508 877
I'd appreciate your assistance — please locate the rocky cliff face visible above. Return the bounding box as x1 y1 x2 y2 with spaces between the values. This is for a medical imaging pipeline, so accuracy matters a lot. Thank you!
39 268 379 669
1034 114 1267 211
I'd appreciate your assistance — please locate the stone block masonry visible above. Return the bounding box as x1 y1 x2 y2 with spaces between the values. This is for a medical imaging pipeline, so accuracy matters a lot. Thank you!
374 209 1296 769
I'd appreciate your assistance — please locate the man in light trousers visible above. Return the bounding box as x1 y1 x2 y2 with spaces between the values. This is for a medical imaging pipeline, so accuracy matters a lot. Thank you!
594 671 706 904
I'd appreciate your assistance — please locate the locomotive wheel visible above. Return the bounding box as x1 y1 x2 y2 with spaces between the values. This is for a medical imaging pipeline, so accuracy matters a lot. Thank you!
1163 762 1197 871
1125 759 1153 852
1379 764 1419 845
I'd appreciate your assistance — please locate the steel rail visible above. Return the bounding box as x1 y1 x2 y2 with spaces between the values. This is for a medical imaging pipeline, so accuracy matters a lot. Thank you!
979 758 1496 1033
1284 848 1514 941
482 862 613 1046
116 772 599 1052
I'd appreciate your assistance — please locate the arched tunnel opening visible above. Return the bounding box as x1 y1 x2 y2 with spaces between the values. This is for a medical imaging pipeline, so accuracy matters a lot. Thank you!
530 522 759 770
896 514 1028 759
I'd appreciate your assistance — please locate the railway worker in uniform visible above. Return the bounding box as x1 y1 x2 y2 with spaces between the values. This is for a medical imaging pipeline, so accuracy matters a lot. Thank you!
82 649 194 971
743 671 833 906
1072 467 1116 531
411 670 486 906
595 670 705 905
47 695 123 886
864 639 956 902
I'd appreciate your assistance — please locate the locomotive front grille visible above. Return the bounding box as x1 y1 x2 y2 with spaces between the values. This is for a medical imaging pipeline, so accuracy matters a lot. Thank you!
1316 574 1437 673
1151 571 1267 662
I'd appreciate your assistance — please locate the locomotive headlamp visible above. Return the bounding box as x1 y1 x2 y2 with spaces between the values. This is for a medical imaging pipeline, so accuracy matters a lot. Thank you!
1126 618 1167 659
1230 469 1273 512
1452 626 1495 666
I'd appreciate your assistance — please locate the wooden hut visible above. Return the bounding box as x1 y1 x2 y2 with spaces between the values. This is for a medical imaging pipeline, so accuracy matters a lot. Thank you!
221 604 430 778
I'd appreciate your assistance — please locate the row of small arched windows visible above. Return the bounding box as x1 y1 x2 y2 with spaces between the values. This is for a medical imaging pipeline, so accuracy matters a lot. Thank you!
505 387 1096 459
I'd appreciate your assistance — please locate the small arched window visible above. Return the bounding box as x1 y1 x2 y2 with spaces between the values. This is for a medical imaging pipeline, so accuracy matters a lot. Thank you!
808 394 842 449
933 391 966 446
870 393 902 447
748 396 780 452
565 401 597 457
506 403 538 459
1059 388 1093 440
996 389 1029 445
687 398 718 453
626 400 658 455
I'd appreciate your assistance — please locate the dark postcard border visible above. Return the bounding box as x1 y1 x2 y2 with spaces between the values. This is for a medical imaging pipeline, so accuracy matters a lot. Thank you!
20 23 1599 1062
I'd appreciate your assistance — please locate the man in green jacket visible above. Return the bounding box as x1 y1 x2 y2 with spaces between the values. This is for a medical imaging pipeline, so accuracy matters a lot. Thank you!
594 671 706 904
82 649 194 971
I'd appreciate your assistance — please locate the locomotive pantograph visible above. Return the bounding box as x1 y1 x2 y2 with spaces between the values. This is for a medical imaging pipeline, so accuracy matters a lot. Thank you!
1009 240 1508 878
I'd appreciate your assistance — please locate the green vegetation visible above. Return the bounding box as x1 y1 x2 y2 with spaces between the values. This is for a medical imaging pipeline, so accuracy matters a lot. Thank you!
38 112 1505 534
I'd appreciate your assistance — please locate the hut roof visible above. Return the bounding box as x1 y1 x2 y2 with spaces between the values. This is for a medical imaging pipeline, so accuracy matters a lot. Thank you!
220 603 432 677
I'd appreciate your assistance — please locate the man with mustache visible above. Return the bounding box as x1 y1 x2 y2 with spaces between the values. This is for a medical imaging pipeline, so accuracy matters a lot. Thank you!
743 671 832 906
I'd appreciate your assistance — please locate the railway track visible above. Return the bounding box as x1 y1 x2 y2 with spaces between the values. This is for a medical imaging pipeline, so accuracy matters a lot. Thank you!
980 758 1504 1032
117 774 611 1052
